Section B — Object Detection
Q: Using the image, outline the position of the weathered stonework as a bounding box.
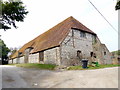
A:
[44,47,61,65]
[9,17,112,66]
[60,29,94,66]
[19,56,25,63]
[25,47,61,65]
[112,54,120,65]
[29,53,39,63]
[101,44,112,64]
[92,37,112,64]
[60,29,112,66]
[9,29,112,66]
[24,48,31,63]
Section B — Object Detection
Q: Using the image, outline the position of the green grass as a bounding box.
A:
[67,64,120,70]
[8,63,120,70]
[8,63,56,70]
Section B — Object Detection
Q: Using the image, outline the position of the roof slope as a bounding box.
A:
[9,51,18,59]
[11,16,96,58]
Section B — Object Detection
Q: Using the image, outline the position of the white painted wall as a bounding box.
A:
[8,60,13,64]
[19,56,25,63]
[13,58,17,64]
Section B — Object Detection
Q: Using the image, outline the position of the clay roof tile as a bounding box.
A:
[11,16,96,58]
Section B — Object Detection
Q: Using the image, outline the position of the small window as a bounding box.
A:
[94,53,96,58]
[80,31,86,38]
[104,52,106,55]
[92,35,97,44]
[77,50,81,57]
[90,52,93,57]
[18,52,22,55]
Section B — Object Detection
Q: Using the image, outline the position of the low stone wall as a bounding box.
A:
[19,56,25,63]
[29,53,39,63]
[101,44,112,64]
[92,38,112,65]
[112,58,118,64]
[44,47,61,65]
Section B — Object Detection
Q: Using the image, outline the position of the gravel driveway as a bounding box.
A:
[1,65,118,88]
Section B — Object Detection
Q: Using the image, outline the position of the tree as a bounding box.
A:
[9,47,18,57]
[10,47,18,54]
[0,0,28,30]
[115,1,120,10]
[0,39,10,64]
[112,50,120,55]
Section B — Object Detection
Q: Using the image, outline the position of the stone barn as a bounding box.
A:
[9,16,112,66]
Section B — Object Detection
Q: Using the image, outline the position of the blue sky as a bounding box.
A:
[0,0,118,51]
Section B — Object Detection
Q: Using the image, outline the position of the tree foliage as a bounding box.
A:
[0,1,28,30]
[112,50,120,55]
[115,1,120,10]
[0,39,10,64]
[9,47,18,57]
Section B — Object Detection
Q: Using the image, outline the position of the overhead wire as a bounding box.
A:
[88,0,119,35]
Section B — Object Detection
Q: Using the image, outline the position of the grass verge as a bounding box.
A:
[8,63,56,70]
[67,64,120,70]
[8,64,120,70]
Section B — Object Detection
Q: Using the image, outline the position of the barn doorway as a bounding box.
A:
[39,51,44,62]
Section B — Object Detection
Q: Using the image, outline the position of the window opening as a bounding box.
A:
[90,52,93,57]
[80,31,86,38]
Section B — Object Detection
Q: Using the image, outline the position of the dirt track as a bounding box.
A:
[2,65,118,88]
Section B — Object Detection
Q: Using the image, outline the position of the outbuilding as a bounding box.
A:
[9,16,112,66]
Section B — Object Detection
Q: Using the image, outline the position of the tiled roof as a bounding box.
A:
[9,51,18,59]
[10,16,96,59]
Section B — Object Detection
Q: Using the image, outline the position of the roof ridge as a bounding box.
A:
[33,16,75,42]
[11,16,96,58]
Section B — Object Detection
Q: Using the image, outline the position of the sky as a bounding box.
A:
[0,0,118,52]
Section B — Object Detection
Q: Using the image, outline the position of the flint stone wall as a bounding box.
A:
[29,53,39,63]
[44,47,61,65]
[60,29,94,66]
